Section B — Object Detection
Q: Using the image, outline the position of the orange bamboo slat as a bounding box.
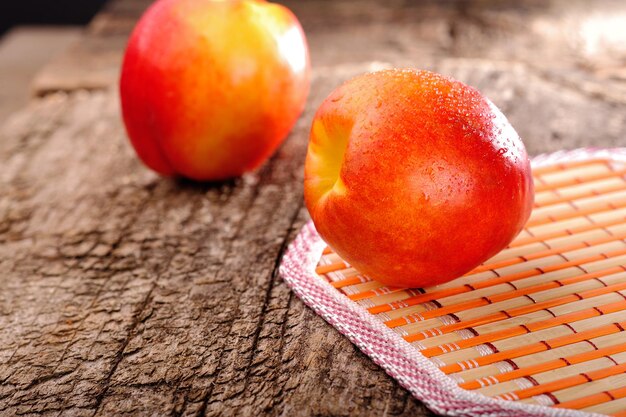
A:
[535,161,611,185]
[472,230,626,273]
[555,385,626,410]
[384,267,626,329]
[402,277,626,342]
[531,159,607,176]
[451,332,626,388]
[460,340,626,391]
[331,274,371,288]
[533,167,626,193]
[534,178,626,208]
[367,253,626,315]
[384,263,626,328]
[498,362,626,401]
[420,299,626,358]
[509,216,626,248]
[315,260,348,275]
[525,198,626,228]
[438,321,626,374]
[313,158,626,412]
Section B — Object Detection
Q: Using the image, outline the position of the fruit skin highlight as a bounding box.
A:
[304,69,534,288]
[120,0,310,181]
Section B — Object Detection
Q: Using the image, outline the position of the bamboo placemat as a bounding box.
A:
[314,155,626,415]
[281,149,626,417]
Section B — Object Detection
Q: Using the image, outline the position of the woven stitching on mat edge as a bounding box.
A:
[279,148,626,417]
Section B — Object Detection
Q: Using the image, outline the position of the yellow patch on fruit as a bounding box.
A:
[305,119,350,203]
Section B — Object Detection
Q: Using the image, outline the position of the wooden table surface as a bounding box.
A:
[1,1,625,416]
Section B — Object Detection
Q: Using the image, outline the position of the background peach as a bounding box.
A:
[120,0,310,181]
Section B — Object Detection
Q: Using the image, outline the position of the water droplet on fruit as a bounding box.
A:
[331,92,345,102]
[497,147,507,155]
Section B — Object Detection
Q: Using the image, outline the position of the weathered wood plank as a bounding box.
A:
[0,26,81,122]
[1,1,625,416]
[30,0,150,97]
[31,35,127,96]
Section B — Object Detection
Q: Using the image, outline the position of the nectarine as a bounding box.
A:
[120,0,310,180]
[305,69,534,288]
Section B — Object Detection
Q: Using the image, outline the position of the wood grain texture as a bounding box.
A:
[0,26,80,122]
[2,0,626,416]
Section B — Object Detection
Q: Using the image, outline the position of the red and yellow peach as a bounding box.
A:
[305,69,534,288]
[120,0,310,180]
